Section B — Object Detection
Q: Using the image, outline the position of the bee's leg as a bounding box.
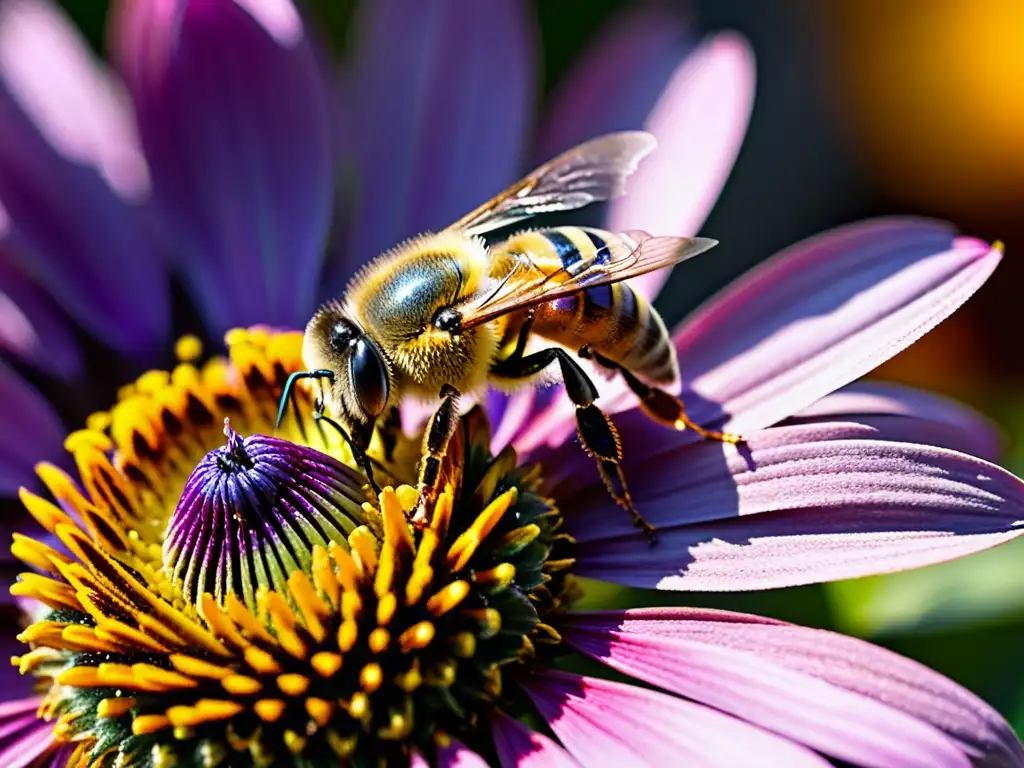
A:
[578,346,744,445]
[492,348,656,544]
[411,384,461,527]
[312,411,382,499]
[378,406,403,464]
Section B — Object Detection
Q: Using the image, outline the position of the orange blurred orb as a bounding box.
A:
[823,0,1024,214]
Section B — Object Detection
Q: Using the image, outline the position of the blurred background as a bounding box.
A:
[41,0,1024,736]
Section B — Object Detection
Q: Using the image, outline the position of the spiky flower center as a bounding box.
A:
[10,329,573,767]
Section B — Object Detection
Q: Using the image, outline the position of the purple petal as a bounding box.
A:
[0,0,167,355]
[339,0,534,285]
[0,256,80,377]
[564,608,1024,768]
[112,0,333,335]
[670,219,1001,437]
[512,220,1001,458]
[492,711,580,768]
[565,421,1024,590]
[560,610,974,768]
[525,670,830,766]
[437,738,490,768]
[0,362,64,495]
[0,697,52,768]
[790,380,1002,462]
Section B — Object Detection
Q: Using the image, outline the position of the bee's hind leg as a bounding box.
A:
[411,385,461,527]
[492,347,656,544]
[578,346,744,445]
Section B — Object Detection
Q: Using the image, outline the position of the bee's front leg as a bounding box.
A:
[411,384,461,527]
[311,410,382,500]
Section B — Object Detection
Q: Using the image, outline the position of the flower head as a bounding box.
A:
[7,327,1024,766]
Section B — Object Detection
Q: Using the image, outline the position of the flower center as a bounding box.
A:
[10,328,574,766]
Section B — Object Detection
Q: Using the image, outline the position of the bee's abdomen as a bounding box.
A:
[517,227,678,385]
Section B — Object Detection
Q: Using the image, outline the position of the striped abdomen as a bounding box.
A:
[491,227,678,384]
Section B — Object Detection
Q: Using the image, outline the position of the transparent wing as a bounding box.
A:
[459,232,718,329]
[445,132,656,237]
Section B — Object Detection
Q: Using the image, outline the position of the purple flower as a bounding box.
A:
[1,1,1023,767]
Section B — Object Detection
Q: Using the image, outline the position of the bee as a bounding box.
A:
[278,132,741,542]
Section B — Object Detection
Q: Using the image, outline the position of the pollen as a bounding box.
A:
[9,328,574,766]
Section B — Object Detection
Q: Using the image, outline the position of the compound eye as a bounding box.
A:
[433,307,462,333]
[349,337,389,418]
[329,322,355,353]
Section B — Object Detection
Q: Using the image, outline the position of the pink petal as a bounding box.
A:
[0,0,167,354]
[525,670,829,766]
[562,608,1024,768]
[410,751,429,768]
[606,32,755,300]
[339,0,534,287]
[671,218,1001,437]
[437,738,490,768]
[566,421,1024,590]
[492,711,581,768]
[790,380,1001,461]
[559,610,972,767]
[112,0,333,335]
[0,696,53,768]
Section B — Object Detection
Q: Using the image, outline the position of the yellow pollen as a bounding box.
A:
[348,692,370,720]
[337,620,359,653]
[368,628,390,654]
[277,673,310,697]
[170,654,232,681]
[426,580,470,616]
[97,697,136,718]
[447,488,518,570]
[254,699,286,723]
[360,663,383,693]
[306,698,334,727]
[310,651,343,678]
[376,593,398,626]
[993,240,1005,253]
[284,729,307,755]
[472,562,516,589]
[399,621,435,652]
[175,335,204,363]
[221,675,263,696]
[132,714,171,735]
[244,646,281,675]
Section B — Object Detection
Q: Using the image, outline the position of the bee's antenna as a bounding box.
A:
[275,370,335,432]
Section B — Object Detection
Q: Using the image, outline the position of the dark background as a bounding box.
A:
[56,0,1024,732]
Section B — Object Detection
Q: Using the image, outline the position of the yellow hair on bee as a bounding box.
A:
[345,231,498,401]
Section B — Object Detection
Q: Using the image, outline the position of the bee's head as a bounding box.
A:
[302,303,392,424]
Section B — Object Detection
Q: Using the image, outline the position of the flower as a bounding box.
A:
[0,0,752,494]
[5,322,1024,767]
[2,1,1024,766]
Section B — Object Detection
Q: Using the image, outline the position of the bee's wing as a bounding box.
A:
[459,231,718,330]
[445,132,656,237]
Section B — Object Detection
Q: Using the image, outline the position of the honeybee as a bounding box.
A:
[278,132,741,542]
